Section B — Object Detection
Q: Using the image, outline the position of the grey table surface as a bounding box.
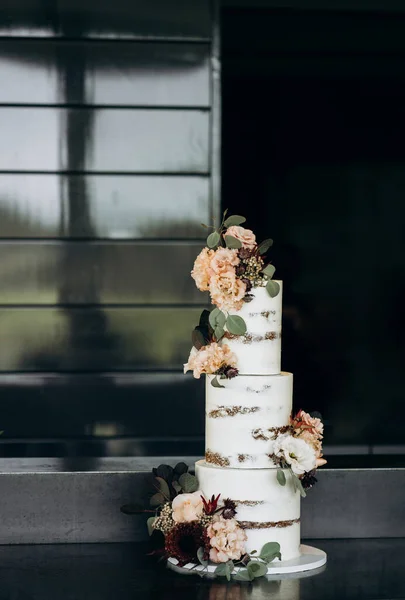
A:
[0,538,403,600]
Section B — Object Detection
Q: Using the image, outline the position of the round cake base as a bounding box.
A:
[168,544,327,577]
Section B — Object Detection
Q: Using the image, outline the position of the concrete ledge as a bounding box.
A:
[0,458,403,544]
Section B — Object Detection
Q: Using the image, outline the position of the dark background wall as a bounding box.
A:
[0,1,404,459]
[0,0,217,457]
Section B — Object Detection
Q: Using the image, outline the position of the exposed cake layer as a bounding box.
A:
[206,372,293,468]
[222,282,282,375]
[195,460,300,561]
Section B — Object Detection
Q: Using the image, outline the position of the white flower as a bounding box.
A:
[172,491,204,523]
[273,433,316,475]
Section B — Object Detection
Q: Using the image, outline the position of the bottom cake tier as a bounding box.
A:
[195,460,301,562]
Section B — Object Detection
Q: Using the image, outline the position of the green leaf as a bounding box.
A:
[266,279,280,298]
[147,517,156,536]
[192,328,205,350]
[260,542,282,563]
[224,215,246,227]
[214,563,228,576]
[247,561,268,578]
[207,231,220,248]
[290,471,307,498]
[209,308,226,330]
[226,314,247,336]
[172,481,182,494]
[174,462,188,478]
[234,569,253,581]
[211,375,225,388]
[222,208,229,219]
[262,264,276,279]
[250,550,257,555]
[224,235,242,249]
[154,477,170,499]
[153,464,174,481]
[178,472,199,493]
[200,223,208,228]
[258,238,273,254]
[197,547,208,567]
[277,468,286,486]
[149,493,165,507]
[214,326,225,341]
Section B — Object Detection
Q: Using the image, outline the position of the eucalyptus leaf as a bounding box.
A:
[147,517,156,536]
[211,375,225,388]
[277,468,286,486]
[295,475,307,498]
[209,308,226,330]
[224,235,242,249]
[258,238,273,254]
[262,264,276,279]
[224,215,246,227]
[153,464,174,482]
[214,563,228,576]
[260,542,281,563]
[234,569,253,581]
[150,493,165,507]
[174,462,188,477]
[247,561,268,578]
[226,314,247,336]
[154,477,170,499]
[222,208,229,219]
[192,328,205,350]
[172,481,182,494]
[197,547,208,567]
[178,472,199,493]
[250,550,257,555]
[266,279,280,298]
[214,326,225,341]
[207,231,220,248]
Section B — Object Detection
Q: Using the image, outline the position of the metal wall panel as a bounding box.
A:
[0,0,211,40]
[0,373,204,438]
[0,41,210,107]
[0,108,209,173]
[0,242,205,304]
[0,307,202,371]
[0,174,209,239]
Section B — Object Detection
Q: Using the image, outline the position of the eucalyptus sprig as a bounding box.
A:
[212,542,282,581]
[202,210,247,250]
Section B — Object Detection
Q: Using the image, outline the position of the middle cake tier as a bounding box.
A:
[205,372,293,469]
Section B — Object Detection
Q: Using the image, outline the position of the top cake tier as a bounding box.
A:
[222,281,282,375]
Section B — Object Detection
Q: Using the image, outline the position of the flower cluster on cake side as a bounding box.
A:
[184,211,279,385]
[121,463,281,581]
[270,409,327,495]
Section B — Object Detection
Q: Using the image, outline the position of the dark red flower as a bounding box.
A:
[238,248,252,260]
[201,493,221,515]
[164,522,206,566]
[221,498,237,519]
[223,366,239,379]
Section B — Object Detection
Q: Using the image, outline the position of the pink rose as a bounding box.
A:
[172,491,204,523]
[207,516,247,563]
[225,226,256,250]
[183,343,237,379]
[210,248,239,275]
[209,273,246,312]
[191,248,214,292]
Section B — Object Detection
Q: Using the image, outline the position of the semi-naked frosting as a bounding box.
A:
[196,460,301,561]
[205,372,293,468]
[222,282,282,375]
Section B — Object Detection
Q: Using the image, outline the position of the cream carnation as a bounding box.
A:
[210,247,239,275]
[207,516,247,563]
[294,409,324,438]
[183,342,237,379]
[172,491,204,523]
[273,433,317,475]
[225,226,256,250]
[209,273,246,312]
[191,248,214,291]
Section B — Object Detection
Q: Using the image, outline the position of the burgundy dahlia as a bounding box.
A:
[164,522,206,566]
[223,366,239,379]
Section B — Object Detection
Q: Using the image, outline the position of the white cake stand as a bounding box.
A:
[168,544,327,577]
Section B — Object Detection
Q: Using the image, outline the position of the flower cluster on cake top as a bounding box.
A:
[121,463,281,581]
[185,211,279,386]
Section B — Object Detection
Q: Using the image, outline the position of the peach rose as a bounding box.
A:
[207,516,247,563]
[225,226,256,250]
[191,248,214,291]
[210,248,239,275]
[183,342,237,379]
[172,491,204,523]
[209,273,246,312]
